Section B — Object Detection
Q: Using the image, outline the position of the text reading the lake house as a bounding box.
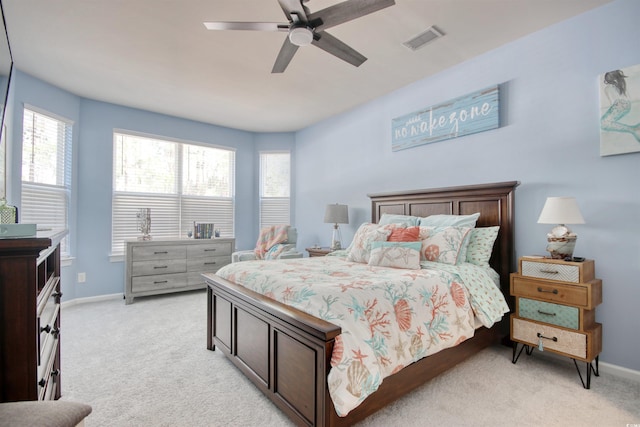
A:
[391,85,500,151]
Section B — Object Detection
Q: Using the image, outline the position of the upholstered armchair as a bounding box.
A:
[232,225,303,262]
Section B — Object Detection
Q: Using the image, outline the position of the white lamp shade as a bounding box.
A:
[537,197,585,225]
[324,204,349,224]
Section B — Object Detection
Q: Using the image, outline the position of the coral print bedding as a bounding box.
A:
[216,256,508,416]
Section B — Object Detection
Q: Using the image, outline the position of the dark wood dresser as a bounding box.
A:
[0,229,67,402]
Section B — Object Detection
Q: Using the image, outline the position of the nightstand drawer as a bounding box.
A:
[511,275,602,309]
[511,317,602,362]
[518,298,578,329]
[520,257,594,283]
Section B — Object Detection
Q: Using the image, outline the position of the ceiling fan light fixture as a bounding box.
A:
[289,26,313,46]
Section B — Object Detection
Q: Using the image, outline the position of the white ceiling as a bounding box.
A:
[3,0,612,133]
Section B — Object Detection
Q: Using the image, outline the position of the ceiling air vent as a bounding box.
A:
[403,26,445,51]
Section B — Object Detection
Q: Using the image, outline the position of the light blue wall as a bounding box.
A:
[5,0,638,372]
[6,70,294,301]
[294,0,640,371]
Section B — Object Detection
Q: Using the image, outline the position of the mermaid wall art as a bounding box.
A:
[599,63,640,156]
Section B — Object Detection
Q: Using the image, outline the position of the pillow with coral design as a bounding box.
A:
[346,223,394,264]
[418,226,472,265]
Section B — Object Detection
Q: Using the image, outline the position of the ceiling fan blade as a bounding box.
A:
[204,22,288,32]
[272,38,300,73]
[312,31,367,67]
[277,0,308,22]
[308,0,395,31]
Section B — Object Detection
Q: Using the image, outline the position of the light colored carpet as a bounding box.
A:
[61,290,640,427]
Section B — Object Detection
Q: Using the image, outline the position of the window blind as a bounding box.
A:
[112,132,235,255]
[259,152,290,228]
[21,107,73,255]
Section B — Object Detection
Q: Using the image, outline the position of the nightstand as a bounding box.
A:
[510,256,602,388]
[306,247,333,257]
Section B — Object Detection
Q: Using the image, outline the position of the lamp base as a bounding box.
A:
[546,235,577,259]
[331,225,342,251]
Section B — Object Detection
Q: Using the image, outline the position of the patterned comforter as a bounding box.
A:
[215,256,509,417]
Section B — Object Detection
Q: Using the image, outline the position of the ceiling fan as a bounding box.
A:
[204,0,396,73]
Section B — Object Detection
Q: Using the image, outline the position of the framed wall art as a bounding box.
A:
[599,63,640,156]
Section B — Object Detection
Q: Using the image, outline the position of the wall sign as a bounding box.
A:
[391,85,500,151]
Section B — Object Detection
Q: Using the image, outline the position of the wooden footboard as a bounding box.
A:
[206,274,340,426]
[205,181,518,426]
[206,273,501,427]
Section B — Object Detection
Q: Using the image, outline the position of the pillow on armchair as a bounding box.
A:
[232,226,302,262]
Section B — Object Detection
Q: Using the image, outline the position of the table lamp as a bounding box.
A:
[324,204,349,250]
[537,196,585,259]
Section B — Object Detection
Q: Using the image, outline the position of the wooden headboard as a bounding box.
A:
[368,181,519,294]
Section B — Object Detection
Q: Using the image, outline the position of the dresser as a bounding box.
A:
[125,238,234,304]
[510,256,602,388]
[0,229,67,402]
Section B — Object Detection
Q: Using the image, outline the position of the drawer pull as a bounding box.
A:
[536,332,558,352]
[38,378,46,387]
[539,269,559,274]
[204,262,217,265]
[154,266,168,269]
[537,310,556,317]
[51,369,60,378]
[154,251,168,254]
[51,327,60,338]
[154,280,168,284]
[41,324,52,333]
[205,249,217,252]
[537,287,558,294]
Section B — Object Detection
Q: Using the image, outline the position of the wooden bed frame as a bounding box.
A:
[205,181,518,427]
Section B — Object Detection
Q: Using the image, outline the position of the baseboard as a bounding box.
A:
[599,361,640,383]
[527,347,640,383]
[61,293,122,308]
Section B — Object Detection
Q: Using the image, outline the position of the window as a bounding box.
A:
[259,151,290,228]
[21,107,73,255]
[112,132,235,255]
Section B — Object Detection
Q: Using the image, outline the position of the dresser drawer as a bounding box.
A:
[187,241,233,257]
[37,333,59,400]
[511,317,601,362]
[132,259,187,276]
[520,257,594,283]
[132,273,188,293]
[518,298,578,329]
[132,244,186,261]
[510,275,602,309]
[187,255,231,273]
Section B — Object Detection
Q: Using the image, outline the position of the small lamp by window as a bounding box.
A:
[537,197,585,259]
[324,204,349,251]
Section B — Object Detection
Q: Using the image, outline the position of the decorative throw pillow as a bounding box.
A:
[379,213,421,227]
[387,226,420,242]
[465,226,500,266]
[418,226,472,265]
[368,241,422,270]
[419,213,480,263]
[346,223,394,264]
